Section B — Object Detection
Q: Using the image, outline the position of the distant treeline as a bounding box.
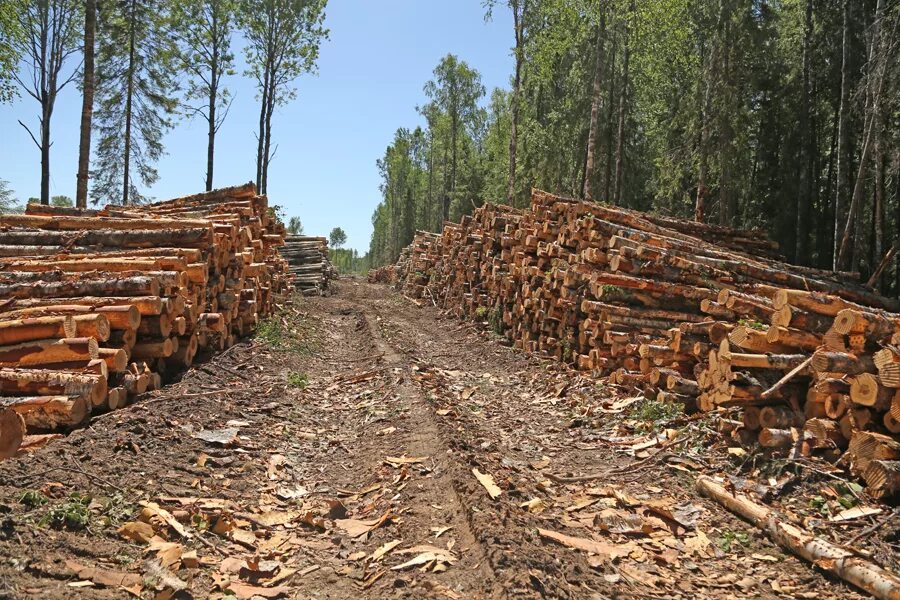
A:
[367,0,900,296]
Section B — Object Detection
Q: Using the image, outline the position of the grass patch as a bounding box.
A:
[19,490,48,509]
[255,302,319,355]
[287,371,309,389]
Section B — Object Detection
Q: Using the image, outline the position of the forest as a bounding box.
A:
[366,0,900,297]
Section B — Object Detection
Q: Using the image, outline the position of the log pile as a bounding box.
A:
[280,235,335,295]
[391,188,900,498]
[0,183,291,459]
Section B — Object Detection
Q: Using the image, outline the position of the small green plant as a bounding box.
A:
[718,529,750,552]
[41,493,91,530]
[256,318,285,347]
[474,306,490,320]
[19,490,48,509]
[738,318,766,331]
[632,398,684,432]
[97,493,132,526]
[287,371,309,389]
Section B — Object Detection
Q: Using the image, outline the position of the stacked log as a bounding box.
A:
[0,182,291,458]
[390,188,900,496]
[280,235,335,295]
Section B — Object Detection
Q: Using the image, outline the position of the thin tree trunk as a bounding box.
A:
[695,1,724,223]
[794,0,813,263]
[449,111,458,221]
[205,20,218,192]
[837,0,887,270]
[121,6,137,205]
[583,14,605,202]
[832,0,851,269]
[76,0,96,208]
[602,31,618,204]
[612,1,632,207]
[40,104,50,205]
[507,0,523,204]
[255,64,269,191]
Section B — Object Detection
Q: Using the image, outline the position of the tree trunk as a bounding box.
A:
[602,31,618,204]
[76,0,96,208]
[40,104,51,206]
[794,0,813,264]
[612,1,633,207]
[582,15,605,202]
[206,30,218,192]
[121,3,137,205]
[837,0,886,270]
[832,0,851,270]
[507,0,523,204]
[695,1,724,223]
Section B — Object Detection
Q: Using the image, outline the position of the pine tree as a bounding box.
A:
[92,0,178,204]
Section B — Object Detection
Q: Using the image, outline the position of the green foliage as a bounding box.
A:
[328,227,347,248]
[51,195,73,207]
[0,179,17,211]
[0,0,25,103]
[632,397,684,432]
[717,529,751,553]
[367,1,900,294]
[286,371,308,388]
[40,493,92,530]
[287,216,303,234]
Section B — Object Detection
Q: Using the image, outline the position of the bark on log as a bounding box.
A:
[0,395,90,429]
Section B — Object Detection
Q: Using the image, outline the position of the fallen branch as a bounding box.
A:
[696,475,900,600]
[760,356,812,400]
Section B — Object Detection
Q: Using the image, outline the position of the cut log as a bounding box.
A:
[0,315,75,345]
[0,395,90,429]
[862,460,900,499]
[0,408,25,458]
[0,337,98,367]
[0,369,106,407]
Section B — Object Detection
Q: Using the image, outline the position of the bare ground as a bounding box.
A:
[0,278,896,599]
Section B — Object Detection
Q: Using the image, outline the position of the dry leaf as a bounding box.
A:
[267,454,286,480]
[521,498,546,513]
[64,560,142,589]
[537,528,633,561]
[472,468,502,499]
[226,581,291,599]
[118,521,155,544]
[138,502,192,539]
[829,506,882,522]
[335,510,392,538]
[371,539,402,561]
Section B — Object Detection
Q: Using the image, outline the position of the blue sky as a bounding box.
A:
[0,0,514,252]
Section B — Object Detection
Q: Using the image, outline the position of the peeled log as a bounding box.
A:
[0,337,99,367]
[0,395,90,429]
[0,315,75,345]
[0,304,140,330]
[0,409,25,458]
[131,338,173,359]
[97,348,129,372]
[72,313,111,342]
[697,475,900,600]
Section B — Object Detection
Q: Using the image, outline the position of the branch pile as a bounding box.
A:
[393,189,900,499]
[280,235,335,295]
[0,183,291,459]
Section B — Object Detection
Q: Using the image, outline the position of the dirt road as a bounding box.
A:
[0,279,885,598]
